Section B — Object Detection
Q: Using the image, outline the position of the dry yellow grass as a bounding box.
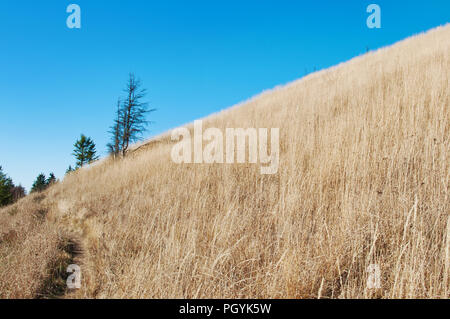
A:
[1,24,449,299]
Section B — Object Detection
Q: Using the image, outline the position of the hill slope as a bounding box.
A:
[1,25,449,298]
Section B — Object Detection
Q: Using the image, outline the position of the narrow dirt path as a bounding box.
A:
[35,236,84,299]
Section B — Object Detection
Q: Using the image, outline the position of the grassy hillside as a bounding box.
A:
[1,24,449,299]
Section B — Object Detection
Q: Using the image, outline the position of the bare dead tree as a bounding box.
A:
[120,73,155,157]
[11,185,26,202]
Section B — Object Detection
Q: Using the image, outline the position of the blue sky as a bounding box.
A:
[0,0,448,191]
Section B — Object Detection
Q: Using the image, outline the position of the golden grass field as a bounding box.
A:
[0,24,449,299]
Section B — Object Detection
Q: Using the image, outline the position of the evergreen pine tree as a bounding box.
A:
[47,173,56,185]
[107,98,123,158]
[31,173,47,193]
[66,165,75,175]
[72,134,99,168]
[0,166,14,207]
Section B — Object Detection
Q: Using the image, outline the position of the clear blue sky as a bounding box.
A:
[0,0,448,191]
